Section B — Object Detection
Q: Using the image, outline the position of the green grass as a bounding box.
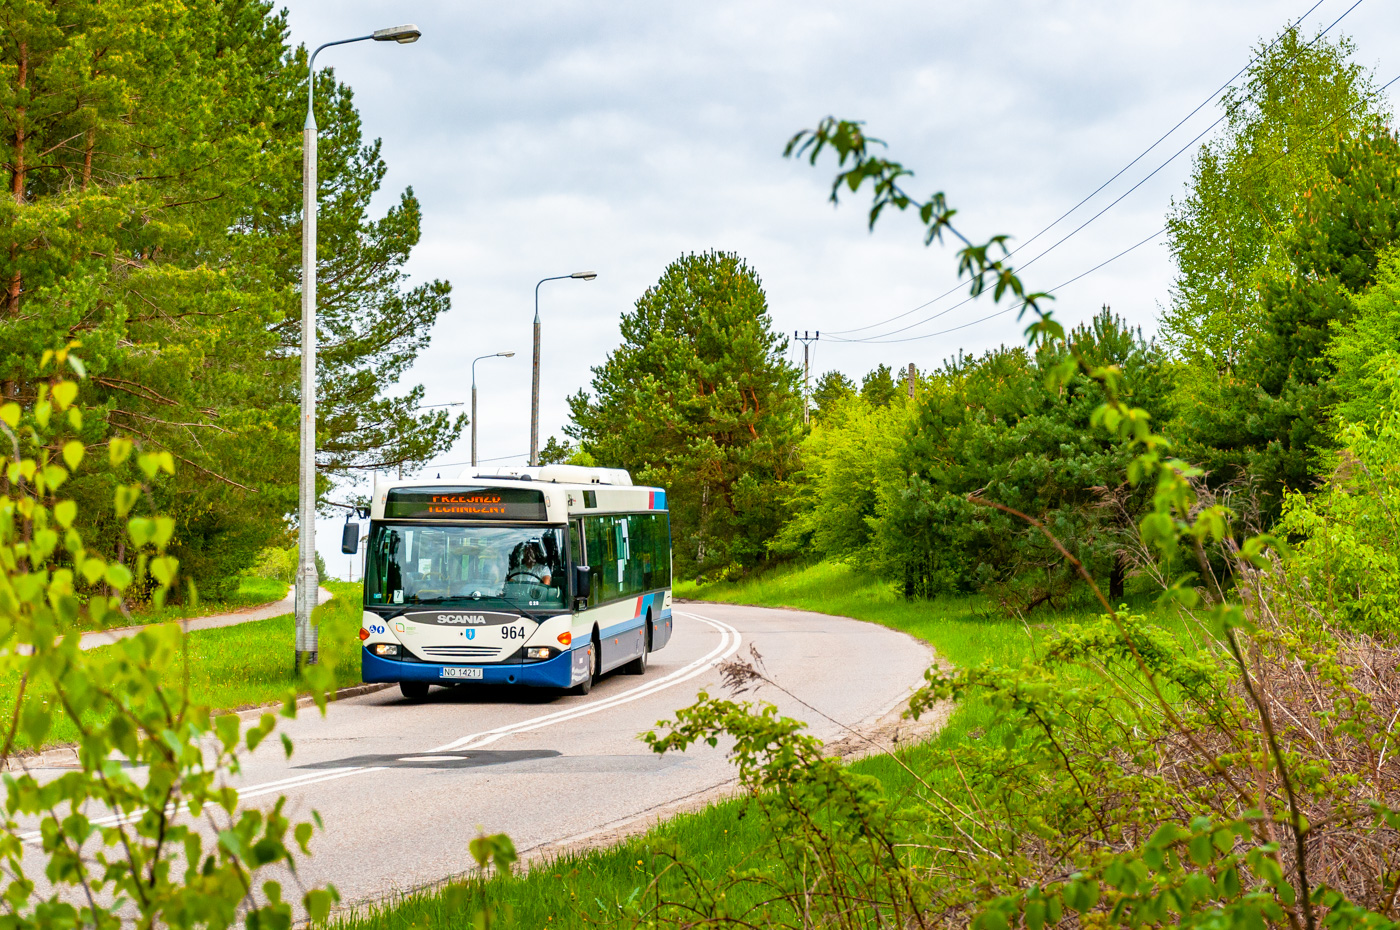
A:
[8,580,366,751]
[336,562,1163,930]
[677,560,1099,668]
[89,575,291,632]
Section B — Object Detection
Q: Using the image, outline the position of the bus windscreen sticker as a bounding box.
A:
[384,487,548,521]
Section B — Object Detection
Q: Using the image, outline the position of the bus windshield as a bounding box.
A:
[365,524,568,610]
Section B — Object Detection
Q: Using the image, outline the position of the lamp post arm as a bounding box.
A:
[305,35,373,129]
[534,275,570,322]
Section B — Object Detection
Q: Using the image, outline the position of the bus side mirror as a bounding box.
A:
[341,520,360,555]
[573,564,592,600]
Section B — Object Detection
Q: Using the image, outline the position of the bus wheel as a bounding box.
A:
[623,619,650,675]
[400,681,429,701]
[571,639,598,696]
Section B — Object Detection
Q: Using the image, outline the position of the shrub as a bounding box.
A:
[0,355,340,928]
[251,544,298,583]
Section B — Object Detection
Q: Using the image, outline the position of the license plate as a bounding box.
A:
[440,667,483,680]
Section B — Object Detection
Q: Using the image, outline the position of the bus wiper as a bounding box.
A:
[490,590,546,624]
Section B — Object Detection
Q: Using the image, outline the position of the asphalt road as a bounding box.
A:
[23,602,937,915]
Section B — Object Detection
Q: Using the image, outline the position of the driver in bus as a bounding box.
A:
[515,542,552,586]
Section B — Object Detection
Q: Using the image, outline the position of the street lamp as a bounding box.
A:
[296,23,421,671]
[472,352,515,470]
[530,271,596,466]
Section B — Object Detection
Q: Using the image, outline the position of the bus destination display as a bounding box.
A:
[384,487,548,521]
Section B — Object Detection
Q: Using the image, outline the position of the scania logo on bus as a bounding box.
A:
[406,610,517,627]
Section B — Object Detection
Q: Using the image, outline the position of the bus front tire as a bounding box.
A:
[570,640,598,696]
[400,681,430,701]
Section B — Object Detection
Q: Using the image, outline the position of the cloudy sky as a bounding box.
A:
[283,0,1399,573]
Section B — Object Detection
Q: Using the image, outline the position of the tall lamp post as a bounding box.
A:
[297,23,421,671]
[530,271,596,466]
[472,351,515,470]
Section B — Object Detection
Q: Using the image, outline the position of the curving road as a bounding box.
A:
[25,603,937,914]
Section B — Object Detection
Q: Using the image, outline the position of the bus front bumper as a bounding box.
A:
[362,646,579,689]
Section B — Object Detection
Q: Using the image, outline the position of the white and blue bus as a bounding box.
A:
[347,464,674,700]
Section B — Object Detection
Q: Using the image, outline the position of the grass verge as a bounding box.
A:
[85,575,292,632]
[8,580,366,751]
[334,562,1164,930]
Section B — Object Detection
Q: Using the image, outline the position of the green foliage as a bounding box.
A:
[642,696,927,928]
[717,106,1400,929]
[252,545,299,585]
[809,369,855,421]
[0,357,338,927]
[1278,360,1400,636]
[1163,28,1400,519]
[773,380,917,565]
[1162,28,1382,375]
[629,594,1400,929]
[782,310,1169,607]
[539,435,593,466]
[860,363,900,406]
[1327,248,1400,427]
[566,251,803,579]
[1214,125,1400,520]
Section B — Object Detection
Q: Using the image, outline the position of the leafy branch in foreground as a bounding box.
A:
[0,350,339,930]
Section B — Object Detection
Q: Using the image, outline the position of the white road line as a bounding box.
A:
[431,612,740,752]
[434,624,738,751]
[20,611,742,845]
[17,766,388,843]
[236,766,387,800]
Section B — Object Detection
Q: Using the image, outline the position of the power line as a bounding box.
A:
[826,0,1359,339]
[419,451,530,471]
[853,227,1167,345]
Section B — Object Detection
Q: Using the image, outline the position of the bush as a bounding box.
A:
[249,545,330,585]
[1278,361,1400,637]
[251,544,297,583]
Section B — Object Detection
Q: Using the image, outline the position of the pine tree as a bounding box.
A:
[0,0,464,596]
[566,251,802,579]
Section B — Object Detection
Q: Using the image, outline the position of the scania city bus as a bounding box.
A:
[345,464,673,700]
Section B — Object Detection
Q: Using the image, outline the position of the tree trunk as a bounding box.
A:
[7,39,28,318]
[1109,550,1126,602]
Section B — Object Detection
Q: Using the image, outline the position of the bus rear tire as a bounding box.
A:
[570,639,598,696]
[400,681,430,701]
[622,621,650,675]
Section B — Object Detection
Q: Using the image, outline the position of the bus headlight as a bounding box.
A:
[525,647,554,660]
[370,643,400,658]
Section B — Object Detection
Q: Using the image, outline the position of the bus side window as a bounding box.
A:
[615,518,629,586]
[584,516,608,605]
[655,513,671,589]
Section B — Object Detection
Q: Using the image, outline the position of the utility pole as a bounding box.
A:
[795,331,819,424]
[907,362,916,400]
